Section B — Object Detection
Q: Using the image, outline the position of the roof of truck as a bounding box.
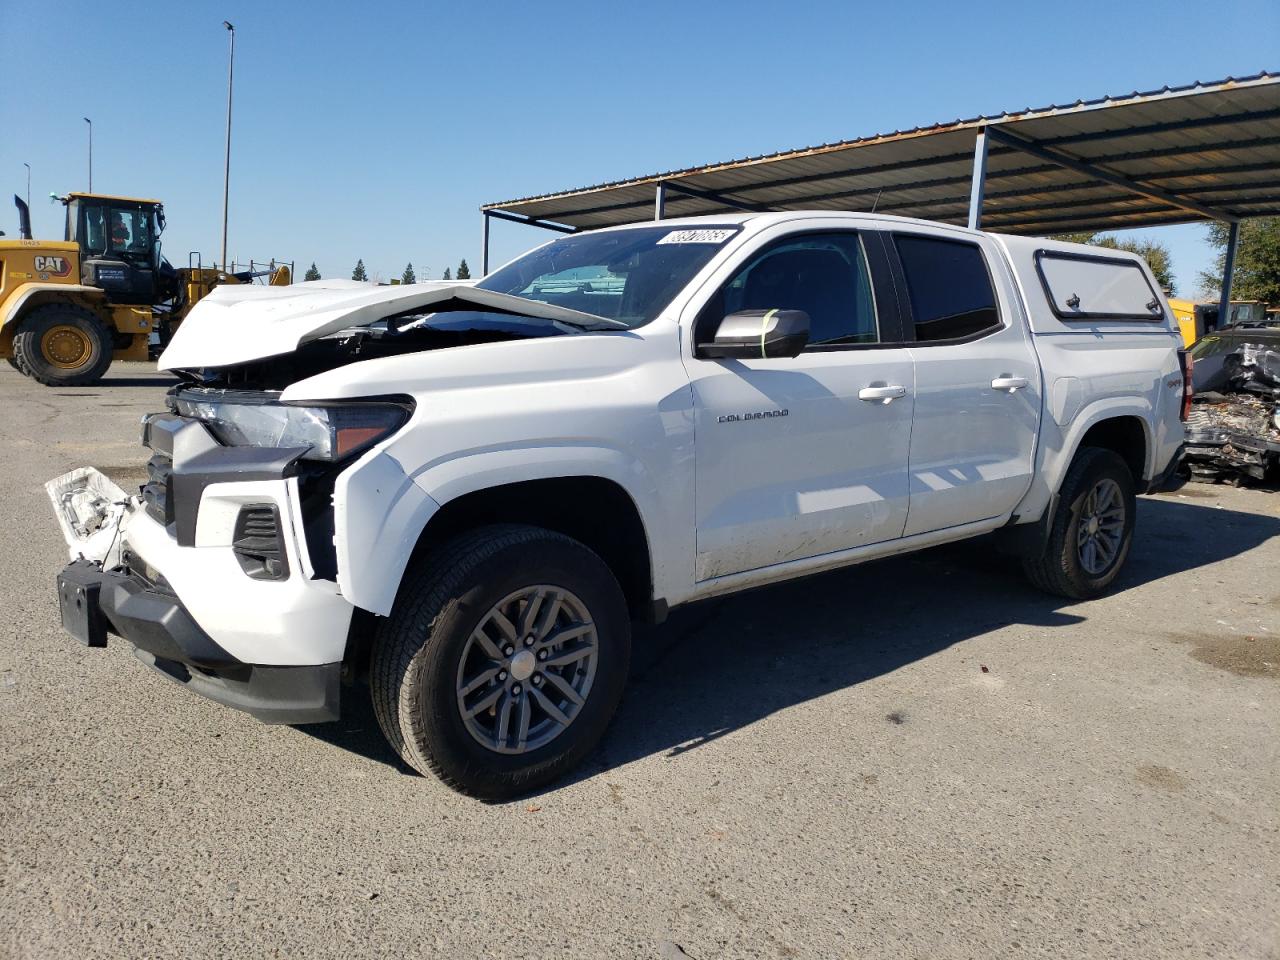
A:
[483,71,1280,236]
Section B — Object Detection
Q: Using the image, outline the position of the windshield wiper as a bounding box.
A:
[546,314,630,332]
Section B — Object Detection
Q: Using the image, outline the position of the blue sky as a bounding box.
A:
[3,1,1277,294]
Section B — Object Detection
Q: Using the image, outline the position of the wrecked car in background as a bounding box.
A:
[1185,327,1280,483]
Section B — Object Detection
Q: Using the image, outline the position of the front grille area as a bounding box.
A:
[232,505,289,581]
[140,411,181,528]
[138,406,297,578]
[142,452,173,526]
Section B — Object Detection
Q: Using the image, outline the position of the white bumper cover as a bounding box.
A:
[47,468,355,667]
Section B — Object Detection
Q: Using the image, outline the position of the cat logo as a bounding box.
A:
[33,255,73,278]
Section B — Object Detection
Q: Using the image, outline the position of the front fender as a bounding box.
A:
[0,282,104,330]
[332,444,677,617]
[332,452,440,616]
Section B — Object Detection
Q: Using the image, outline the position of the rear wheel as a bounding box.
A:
[371,524,631,799]
[13,303,113,386]
[1022,447,1136,599]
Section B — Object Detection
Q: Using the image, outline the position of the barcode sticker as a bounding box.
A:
[656,229,736,245]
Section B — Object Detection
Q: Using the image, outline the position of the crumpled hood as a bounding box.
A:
[158,279,612,370]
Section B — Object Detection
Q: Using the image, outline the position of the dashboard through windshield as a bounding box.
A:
[477,225,741,328]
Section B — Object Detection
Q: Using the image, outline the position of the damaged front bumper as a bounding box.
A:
[46,465,350,724]
[55,558,339,723]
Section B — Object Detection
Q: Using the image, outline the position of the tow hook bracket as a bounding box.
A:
[57,560,109,648]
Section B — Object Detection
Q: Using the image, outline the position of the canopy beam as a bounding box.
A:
[984,125,1238,225]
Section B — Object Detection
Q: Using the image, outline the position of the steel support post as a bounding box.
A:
[1217,220,1241,325]
[967,128,988,229]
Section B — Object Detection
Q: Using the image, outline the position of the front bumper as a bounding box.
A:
[48,453,355,725]
[57,558,340,724]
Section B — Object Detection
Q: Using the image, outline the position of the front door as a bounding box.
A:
[686,229,915,582]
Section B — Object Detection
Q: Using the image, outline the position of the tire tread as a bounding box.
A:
[370,524,626,797]
[1022,446,1135,600]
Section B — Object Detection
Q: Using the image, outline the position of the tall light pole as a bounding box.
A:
[220,20,235,271]
[83,117,92,191]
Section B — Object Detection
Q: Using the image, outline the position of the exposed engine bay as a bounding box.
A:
[175,310,565,390]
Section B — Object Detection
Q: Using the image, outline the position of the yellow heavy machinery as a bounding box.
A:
[1,192,290,386]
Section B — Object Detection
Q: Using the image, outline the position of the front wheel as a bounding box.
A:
[1022,447,1136,599]
[371,524,631,799]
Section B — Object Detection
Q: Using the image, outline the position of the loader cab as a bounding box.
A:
[64,193,167,304]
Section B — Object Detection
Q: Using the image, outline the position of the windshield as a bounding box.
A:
[477,224,741,328]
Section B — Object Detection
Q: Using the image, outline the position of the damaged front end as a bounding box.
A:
[46,467,134,570]
[1185,331,1280,484]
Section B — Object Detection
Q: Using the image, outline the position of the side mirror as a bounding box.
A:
[699,309,810,359]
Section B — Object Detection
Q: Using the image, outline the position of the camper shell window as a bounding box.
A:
[1034,250,1165,322]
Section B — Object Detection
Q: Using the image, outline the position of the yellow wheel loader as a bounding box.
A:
[1,193,290,386]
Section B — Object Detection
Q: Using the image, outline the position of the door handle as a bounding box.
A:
[991,376,1029,392]
[858,384,907,403]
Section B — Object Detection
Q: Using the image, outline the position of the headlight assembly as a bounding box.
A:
[174,391,411,461]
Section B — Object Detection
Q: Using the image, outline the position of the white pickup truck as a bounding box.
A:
[48,212,1188,798]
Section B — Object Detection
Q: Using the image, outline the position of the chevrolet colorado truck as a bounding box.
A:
[47,212,1188,798]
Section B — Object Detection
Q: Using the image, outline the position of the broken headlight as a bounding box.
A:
[174,393,411,461]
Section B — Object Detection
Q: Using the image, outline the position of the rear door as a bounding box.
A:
[887,231,1041,537]
[685,226,915,581]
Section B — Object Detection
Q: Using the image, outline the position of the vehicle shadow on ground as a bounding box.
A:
[294,495,1280,790]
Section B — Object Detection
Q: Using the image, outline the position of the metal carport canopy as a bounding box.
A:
[481,71,1280,240]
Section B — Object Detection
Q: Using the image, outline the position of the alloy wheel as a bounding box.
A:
[1076,478,1125,576]
[454,585,599,755]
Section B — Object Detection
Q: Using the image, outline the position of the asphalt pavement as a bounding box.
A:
[1,363,1277,959]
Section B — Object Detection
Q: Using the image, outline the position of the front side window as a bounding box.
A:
[478,224,740,328]
[895,234,1000,342]
[701,232,878,346]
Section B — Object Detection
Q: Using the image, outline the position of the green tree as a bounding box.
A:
[401,262,416,285]
[1052,232,1176,294]
[442,266,452,281]
[1197,218,1280,305]
[352,259,368,282]
[456,259,471,280]
[303,262,320,281]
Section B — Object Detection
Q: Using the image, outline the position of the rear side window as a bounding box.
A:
[894,235,1000,342]
[1035,251,1163,321]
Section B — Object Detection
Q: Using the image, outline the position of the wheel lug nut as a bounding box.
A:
[512,684,522,696]
[532,675,542,686]
[503,646,514,656]
[525,635,535,646]
[497,671,507,681]
[537,649,548,660]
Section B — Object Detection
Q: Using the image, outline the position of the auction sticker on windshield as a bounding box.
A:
[656,229,736,245]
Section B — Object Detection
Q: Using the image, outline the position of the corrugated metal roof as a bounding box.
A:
[483,72,1280,235]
